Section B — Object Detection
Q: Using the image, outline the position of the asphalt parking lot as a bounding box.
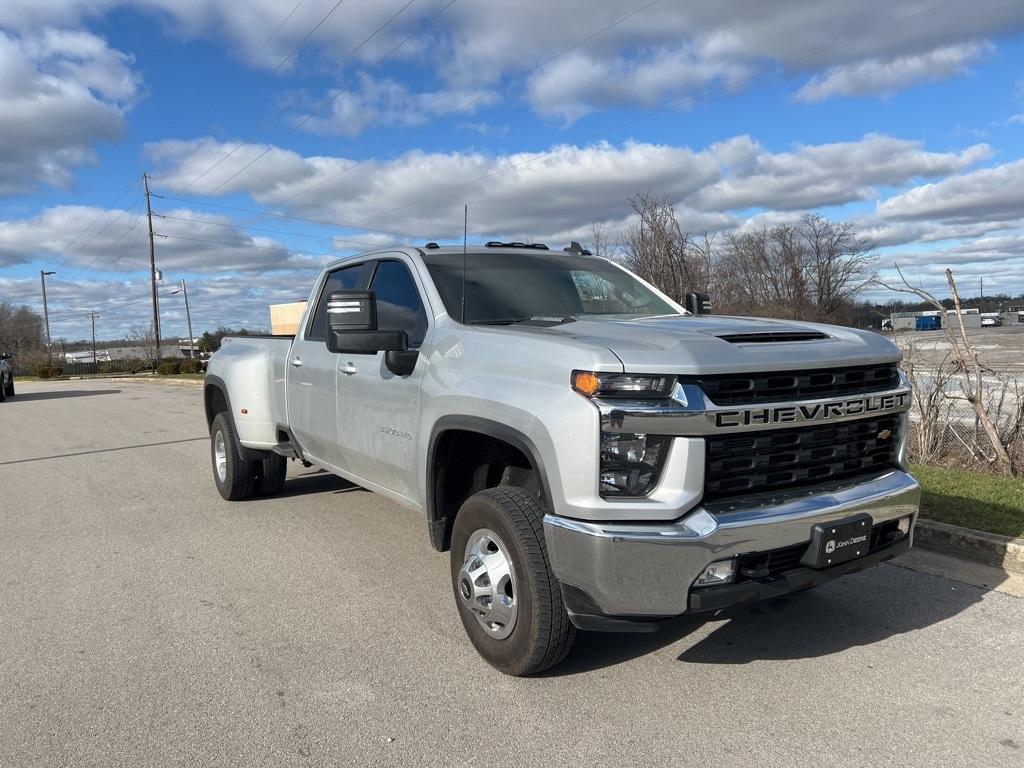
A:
[1,380,1022,768]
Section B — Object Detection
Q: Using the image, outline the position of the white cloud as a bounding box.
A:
[795,42,991,102]
[0,205,326,274]
[0,28,140,195]
[145,132,994,247]
[877,158,1024,223]
[147,137,724,239]
[696,134,990,211]
[526,43,748,123]
[1,0,1020,129]
[299,76,496,138]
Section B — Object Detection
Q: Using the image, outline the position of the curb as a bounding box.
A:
[109,377,205,387]
[915,519,1024,575]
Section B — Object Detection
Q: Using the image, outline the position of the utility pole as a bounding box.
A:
[171,280,195,358]
[40,270,56,363]
[143,172,161,363]
[180,280,194,359]
[89,312,99,365]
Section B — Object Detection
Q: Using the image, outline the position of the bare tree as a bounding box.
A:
[619,196,873,320]
[0,301,45,356]
[876,267,1015,476]
[799,213,876,318]
[127,324,159,371]
[589,222,611,260]
[716,223,809,317]
[621,193,712,302]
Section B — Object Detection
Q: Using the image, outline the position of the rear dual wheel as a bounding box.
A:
[210,412,287,500]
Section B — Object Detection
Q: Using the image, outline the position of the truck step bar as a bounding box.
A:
[270,442,301,459]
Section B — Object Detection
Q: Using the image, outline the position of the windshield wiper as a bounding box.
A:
[469,316,576,326]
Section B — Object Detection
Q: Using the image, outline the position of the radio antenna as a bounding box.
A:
[461,203,468,323]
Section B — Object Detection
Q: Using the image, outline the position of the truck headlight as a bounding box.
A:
[599,432,670,497]
[572,370,675,399]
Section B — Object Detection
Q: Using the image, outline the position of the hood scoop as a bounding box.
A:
[715,331,829,344]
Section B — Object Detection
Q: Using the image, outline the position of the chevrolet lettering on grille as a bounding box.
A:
[714,392,910,428]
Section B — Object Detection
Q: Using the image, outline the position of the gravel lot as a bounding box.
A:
[894,323,1024,371]
[1,379,1022,768]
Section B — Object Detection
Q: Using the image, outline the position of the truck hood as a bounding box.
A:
[504,314,900,374]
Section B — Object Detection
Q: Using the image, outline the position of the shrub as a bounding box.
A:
[158,360,182,375]
[179,359,199,374]
[35,365,63,379]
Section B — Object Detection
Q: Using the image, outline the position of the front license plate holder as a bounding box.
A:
[800,513,873,569]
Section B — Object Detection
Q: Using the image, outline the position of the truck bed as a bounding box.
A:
[210,335,295,449]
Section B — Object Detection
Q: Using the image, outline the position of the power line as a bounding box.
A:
[46,291,182,321]
[282,0,662,204]
[180,0,422,191]
[206,0,451,195]
[248,0,309,64]
[57,185,145,286]
[40,185,135,273]
[151,193,423,239]
[155,212,388,248]
[271,0,350,75]
[155,232,326,254]
[351,0,956,227]
[152,0,348,187]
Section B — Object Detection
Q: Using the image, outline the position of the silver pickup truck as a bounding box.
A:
[204,241,919,675]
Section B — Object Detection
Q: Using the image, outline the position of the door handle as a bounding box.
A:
[290,357,303,367]
[340,362,358,375]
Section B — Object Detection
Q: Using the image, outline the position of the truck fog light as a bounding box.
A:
[897,516,912,536]
[695,559,736,587]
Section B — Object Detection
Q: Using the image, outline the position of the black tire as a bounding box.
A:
[450,486,575,676]
[210,412,258,501]
[255,453,287,496]
[3,376,12,397]
[0,378,6,402]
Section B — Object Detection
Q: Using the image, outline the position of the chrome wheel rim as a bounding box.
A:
[458,528,518,640]
[214,430,227,484]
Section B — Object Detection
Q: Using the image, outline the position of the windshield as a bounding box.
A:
[422,251,679,323]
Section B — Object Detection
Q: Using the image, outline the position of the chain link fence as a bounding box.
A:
[902,359,1024,472]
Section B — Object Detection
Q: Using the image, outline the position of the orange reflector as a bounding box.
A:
[571,371,600,397]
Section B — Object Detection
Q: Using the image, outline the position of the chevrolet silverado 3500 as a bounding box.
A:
[204,241,919,675]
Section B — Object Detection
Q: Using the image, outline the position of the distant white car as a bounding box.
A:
[981,317,1001,327]
[0,353,14,401]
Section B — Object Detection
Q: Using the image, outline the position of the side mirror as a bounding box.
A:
[326,290,409,357]
[685,292,712,315]
[0,353,11,360]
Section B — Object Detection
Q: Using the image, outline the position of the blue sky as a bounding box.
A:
[2,0,1024,341]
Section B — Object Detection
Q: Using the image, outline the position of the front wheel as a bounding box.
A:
[450,487,575,676]
[3,376,12,397]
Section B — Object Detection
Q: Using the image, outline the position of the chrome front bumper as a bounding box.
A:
[543,470,920,619]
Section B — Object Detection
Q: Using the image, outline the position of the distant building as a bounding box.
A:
[889,307,985,330]
[63,345,185,363]
[889,310,942,331]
